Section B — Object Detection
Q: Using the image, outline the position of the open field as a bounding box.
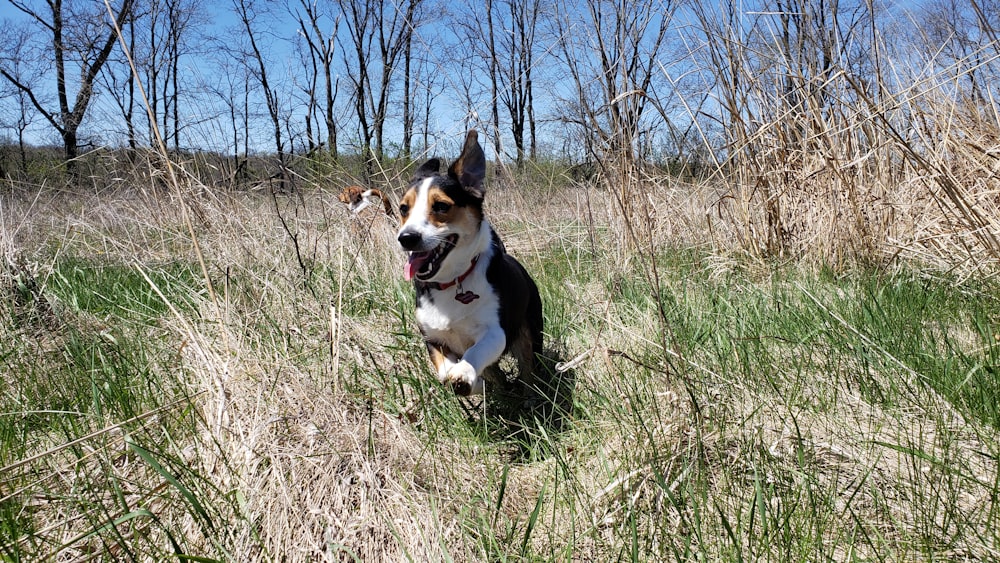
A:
[2,165,999,561]
[5,0,1000,559]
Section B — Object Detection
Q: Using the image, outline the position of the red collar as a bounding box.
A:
[426,255,479,290]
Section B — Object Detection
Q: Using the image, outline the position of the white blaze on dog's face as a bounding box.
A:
[397,132,488,283]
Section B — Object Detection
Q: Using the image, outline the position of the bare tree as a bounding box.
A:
[0,88,39,178]
[413,50,443,155]
[0,21,42,176]
[456,0,515,162]
[458,0,544,166]
[145,0,197,150]
[920,0,1000,105]
[202,56,253,187]
[401,17,414,158]
[554,0,677,174]
[232,0,288,173]
[340,0,424,170]
[292,0,340,158]
[486,0,501,154]
[296,26,322,154]
[498,0,543,165]
[0,0,135,176]
[97,14,138,151]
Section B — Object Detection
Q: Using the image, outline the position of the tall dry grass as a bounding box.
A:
[569,2,1000,275]
[4,169,999,559]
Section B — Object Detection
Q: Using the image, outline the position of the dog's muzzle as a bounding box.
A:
[399,230,459,281]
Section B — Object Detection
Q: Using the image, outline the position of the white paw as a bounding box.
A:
[445,361,484,396]
[436,357,457,384]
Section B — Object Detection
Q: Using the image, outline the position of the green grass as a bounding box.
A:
[515,247,1000,560]
[588,253,1000,428]
[1,254,237,561]
[2,191,998,561]
[3,257,200,433]
[47,257,200,319]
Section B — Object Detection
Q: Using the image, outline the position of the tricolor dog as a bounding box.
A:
[397,130,543,397]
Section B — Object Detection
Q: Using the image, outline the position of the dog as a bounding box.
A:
[339,185,398,249]
[397,130,543,397]
[338,185,394,217]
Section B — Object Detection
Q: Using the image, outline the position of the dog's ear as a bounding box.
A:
[448,130,486,199]
[412,158,440,181]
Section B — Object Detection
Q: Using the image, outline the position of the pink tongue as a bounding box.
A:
[404,252,429,281]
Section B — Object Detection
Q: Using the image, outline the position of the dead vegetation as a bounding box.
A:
[2,153,999,558]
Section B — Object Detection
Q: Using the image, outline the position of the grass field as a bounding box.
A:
[1,171,998,561]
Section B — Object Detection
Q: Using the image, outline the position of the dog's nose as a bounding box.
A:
[398,230,421,250]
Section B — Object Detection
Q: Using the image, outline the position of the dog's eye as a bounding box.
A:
[399,204,410,216]
[432,202,451,214]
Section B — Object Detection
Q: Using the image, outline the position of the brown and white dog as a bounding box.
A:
[339,185,398,249]
[397,130,543,397]
[338,185,394,217]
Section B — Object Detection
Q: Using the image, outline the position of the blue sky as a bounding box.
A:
[0,0,955,161]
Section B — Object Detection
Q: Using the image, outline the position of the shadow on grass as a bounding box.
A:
[457,346,577,461]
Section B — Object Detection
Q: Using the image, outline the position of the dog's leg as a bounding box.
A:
[425,341,459,384]
[446,326,506,396]
[511,324,538,382]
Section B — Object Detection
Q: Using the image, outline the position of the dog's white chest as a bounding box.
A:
[416,280,500,354]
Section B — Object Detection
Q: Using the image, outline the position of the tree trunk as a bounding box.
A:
[402,28,413,158]
[486,0,501,158]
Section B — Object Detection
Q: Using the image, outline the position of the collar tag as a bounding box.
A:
[455,278,480,304]
[455,290,480,304]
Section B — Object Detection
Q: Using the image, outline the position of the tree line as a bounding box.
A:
[0,0,998,183]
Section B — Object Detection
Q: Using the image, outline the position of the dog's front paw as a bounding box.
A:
[445,361,484,396]
[436,357,457,384]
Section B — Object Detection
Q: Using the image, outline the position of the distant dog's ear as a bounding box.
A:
[448,130,486,199]
[413,158,440,181]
